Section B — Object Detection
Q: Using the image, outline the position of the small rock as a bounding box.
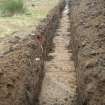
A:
[30,33,35,36]
[35,58,40,61]
[82,40,88,47]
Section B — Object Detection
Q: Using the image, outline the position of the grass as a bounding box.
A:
[0,0,26,16]
[0,0,60,38]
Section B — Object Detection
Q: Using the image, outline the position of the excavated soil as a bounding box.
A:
[0,0,105,105]
[69,0,105,105]
[39,5,77,105]
[0,1,65,105]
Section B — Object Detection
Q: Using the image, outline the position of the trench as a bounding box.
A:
[1,0,105,105]
[39,4,77,105]
[0,1,78,105]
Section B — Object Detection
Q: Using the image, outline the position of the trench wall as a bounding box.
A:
[0,1,65,105]
[69,0,105,105]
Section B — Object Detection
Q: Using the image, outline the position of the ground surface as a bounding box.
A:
[0,1,65,105]
[0,0,59,38]
[0,0,105,105]
[39,5,77,105]
[70,0,105,104]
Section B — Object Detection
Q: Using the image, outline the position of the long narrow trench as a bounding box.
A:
[39,5,77,105]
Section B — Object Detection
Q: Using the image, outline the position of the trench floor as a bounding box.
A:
[39,5,77,105]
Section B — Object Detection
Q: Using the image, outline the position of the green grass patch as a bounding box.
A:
[0,0,26,16]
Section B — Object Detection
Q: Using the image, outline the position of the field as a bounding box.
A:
[0,0,59,38]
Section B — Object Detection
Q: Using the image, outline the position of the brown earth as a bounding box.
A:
[0,1,65,105]
[0,0,105,105]
[69,0,105,105]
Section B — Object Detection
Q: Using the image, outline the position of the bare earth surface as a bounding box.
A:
[39,5,77,105]
[70,0,105,104]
